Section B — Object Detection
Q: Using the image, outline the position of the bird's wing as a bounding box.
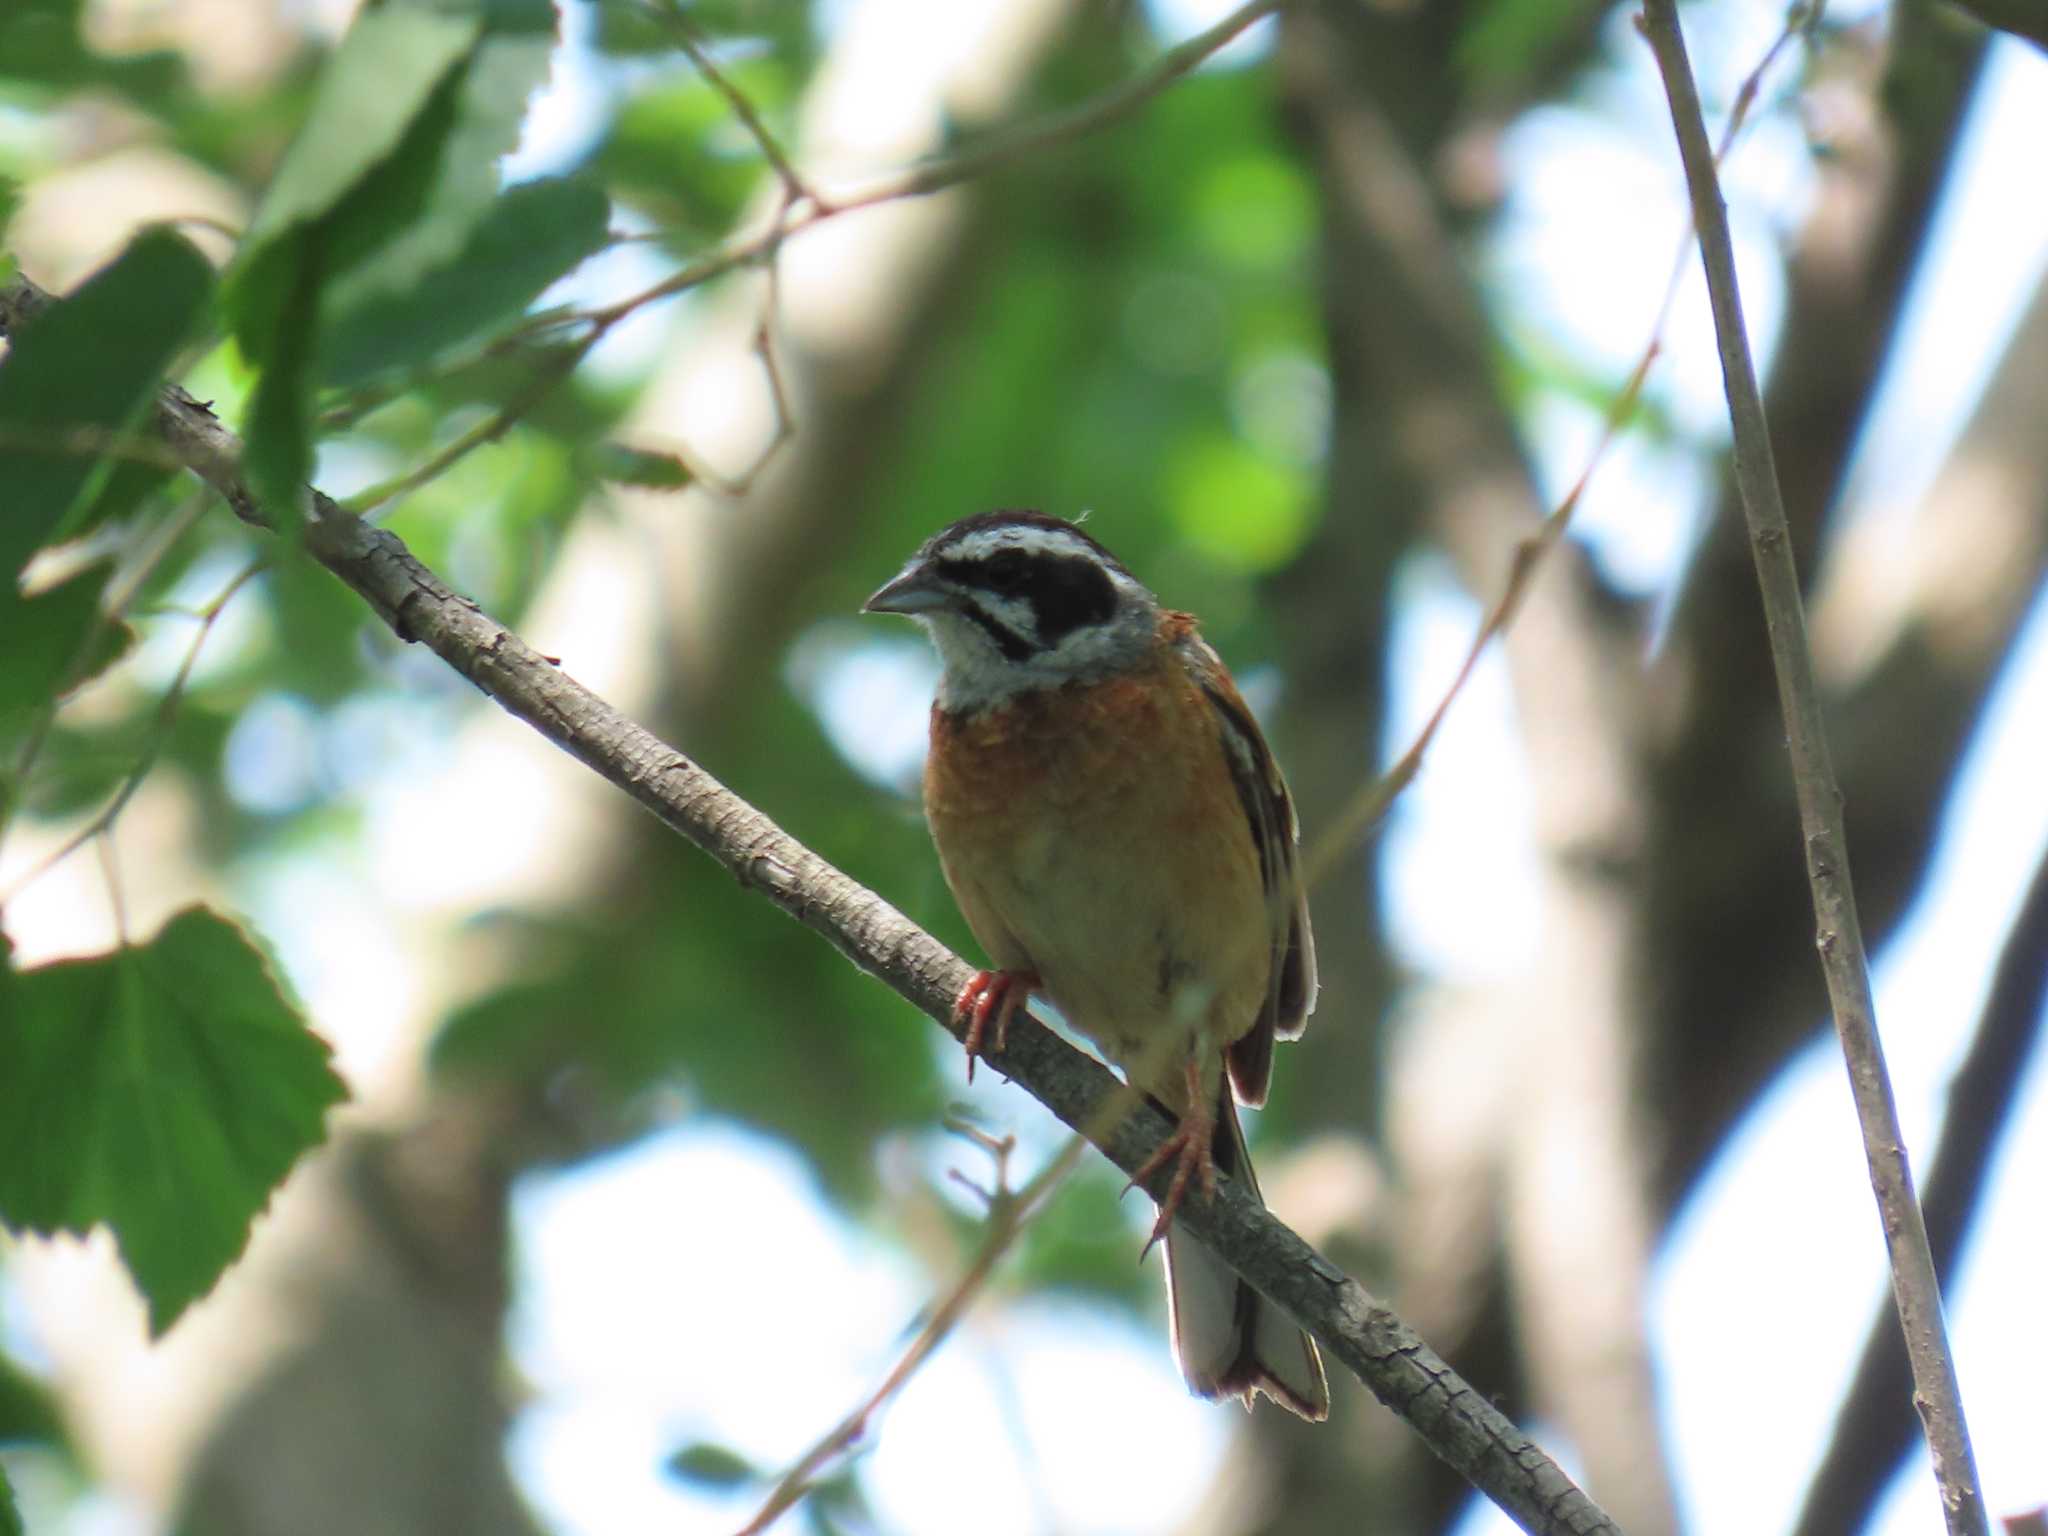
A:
[1172,624,1318,1107]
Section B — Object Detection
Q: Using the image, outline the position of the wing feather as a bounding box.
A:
[1173,626,1318,1108]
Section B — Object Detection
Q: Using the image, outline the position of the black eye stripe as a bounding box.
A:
[935,551,1117,653]
[957,599,1037,662]
[1029,555,1117,644]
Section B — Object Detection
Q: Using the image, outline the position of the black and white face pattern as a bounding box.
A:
[866,511,1160,714]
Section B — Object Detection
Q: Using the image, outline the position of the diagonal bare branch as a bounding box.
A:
[1639,4,1987,1532]
[1,262,1622,1536]
[1792,839,2048,1536]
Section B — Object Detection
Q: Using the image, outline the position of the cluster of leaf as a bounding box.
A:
[0,222,349,1339]
[0,0,800,1515]
[0,0,841,1513]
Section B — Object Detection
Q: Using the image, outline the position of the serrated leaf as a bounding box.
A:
[327,4,557,301]
[321,176,609,387]
[236,7,480,258]
[0,229,212,574]
[0,562,135,718]
[224,7,473,526]
[312,35,551,324]
[0,907,349,1335]
[226,1,561,516]
[666,1440,760,1488]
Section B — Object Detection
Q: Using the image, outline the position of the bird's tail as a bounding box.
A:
[1160,1090,1329,1419]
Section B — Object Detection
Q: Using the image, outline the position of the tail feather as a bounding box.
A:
[1159,1090,1328,1420]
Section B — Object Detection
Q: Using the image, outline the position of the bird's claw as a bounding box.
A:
[952,969,1037,1083]
[1127,1059,1218,1260]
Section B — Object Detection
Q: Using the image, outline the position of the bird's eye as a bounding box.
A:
[983,552,1030,592]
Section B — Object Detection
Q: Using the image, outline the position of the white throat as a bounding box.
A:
[923,594,1156,715]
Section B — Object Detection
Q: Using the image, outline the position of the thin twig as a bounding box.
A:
[343,337,597,516]
[313,1,1280,514]
[0,554,268,907]
[580,0,1287,330]
[1792,839,2048,1535]
[0,489,214,855]
[1304,334,1657,890]
[0,421,185,473]
[360,0,1282,502]
[0,264,1623,1536]
[733,1130,1086,1536]
[1302,0,1813,886]
[1638,5,1986,1533]
[649,0,817,208]
[677,243,800,501]
[733,244,797,495]
[95,827,129,944]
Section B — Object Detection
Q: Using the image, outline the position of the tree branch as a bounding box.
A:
[1638,6,1988,1534]
[1,263,1621,1536]
[580,0,1288,327]
[1939,0,2048,50]
[1792,838,2048,1536]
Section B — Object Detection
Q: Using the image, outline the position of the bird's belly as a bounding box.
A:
[926,676,1267,1098]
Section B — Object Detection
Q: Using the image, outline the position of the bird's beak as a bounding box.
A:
[863,564,949,616]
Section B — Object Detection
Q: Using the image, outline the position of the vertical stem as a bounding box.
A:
[1637,5,1987,1533]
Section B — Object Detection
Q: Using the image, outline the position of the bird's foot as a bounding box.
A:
[953,969,1038,1084]
[1128,1058,1218,1260]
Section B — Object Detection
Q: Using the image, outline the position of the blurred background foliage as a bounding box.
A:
[3,0,2046,1533]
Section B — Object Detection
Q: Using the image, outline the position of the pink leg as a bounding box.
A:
[1126,1055,1219,1258]
[951,969,1039,1084]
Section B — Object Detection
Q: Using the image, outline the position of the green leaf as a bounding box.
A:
[224,6,474,524]
[0,1460,19,1536]
[236,7,480,258]
[225,0,561,515]
[321,176,609,387]
[0,907,350,1335]
[0,1351,68,1454]
[0,0,186,100]
[0,229,212,575]
[49,452,177,544]
[310,21,557,329]
[666,1441,760,1489]
[0,562,135,719]
[586,437,694,492]
[238,237,323,530]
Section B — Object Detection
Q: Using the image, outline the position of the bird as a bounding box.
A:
[864,509,1329,1420]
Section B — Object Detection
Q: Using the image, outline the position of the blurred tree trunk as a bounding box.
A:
[1254,3,1680,1531]
[1233,3,2032,1535]
[1642,1,1991,1200]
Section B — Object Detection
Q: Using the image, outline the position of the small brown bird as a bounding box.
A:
[865,510,1328,1419]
